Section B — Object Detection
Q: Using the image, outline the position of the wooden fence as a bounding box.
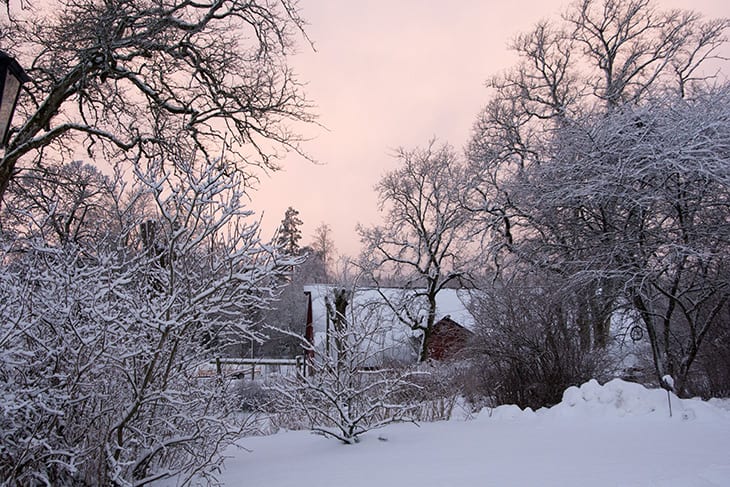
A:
[204,357,305,380]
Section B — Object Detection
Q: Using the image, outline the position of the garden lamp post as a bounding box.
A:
[0,51,30,148]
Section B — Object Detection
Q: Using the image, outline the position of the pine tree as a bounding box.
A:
[277,206,303,256]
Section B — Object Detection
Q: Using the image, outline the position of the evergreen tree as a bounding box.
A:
[277,206,303,256]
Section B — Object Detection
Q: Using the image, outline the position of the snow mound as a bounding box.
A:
[708,397,730,412]
[480,379,730,422]
[554,379,678,420]
[485,403,535,421]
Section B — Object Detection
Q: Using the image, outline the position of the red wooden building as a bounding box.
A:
[426,315,473,361]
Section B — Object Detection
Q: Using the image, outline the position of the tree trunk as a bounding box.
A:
[419,292,438,362]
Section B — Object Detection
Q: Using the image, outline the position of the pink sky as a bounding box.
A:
[252,0,730,258]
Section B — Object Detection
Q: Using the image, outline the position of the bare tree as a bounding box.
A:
[530,89,730,395]
[358,140,475,362]
[474,86,730,396]
[0,0,313,204]
[466,0,729,392]
[564,0,729,105]
[468,0,728,251]
[0,160,122,245]
[305,222,335,283]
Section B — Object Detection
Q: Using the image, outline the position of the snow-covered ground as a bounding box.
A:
[216,379,730,487]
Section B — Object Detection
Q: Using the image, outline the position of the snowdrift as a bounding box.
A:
[158,379,730,487]
[483,378,730,422]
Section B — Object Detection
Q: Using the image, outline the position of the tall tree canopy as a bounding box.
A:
[0,0,313,203]
[467,0,729,395]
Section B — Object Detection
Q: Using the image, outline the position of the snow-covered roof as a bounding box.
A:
[304,285,472,330]
[303,284,474,354]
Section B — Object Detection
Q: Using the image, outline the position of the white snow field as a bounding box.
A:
[218,379,730,487]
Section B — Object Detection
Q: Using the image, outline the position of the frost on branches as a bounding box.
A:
[271,287,423,444]
[0,0,313,203]
[0,158,294,486]
[465,0,730,396]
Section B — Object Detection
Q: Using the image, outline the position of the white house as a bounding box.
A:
[302,284,474,364]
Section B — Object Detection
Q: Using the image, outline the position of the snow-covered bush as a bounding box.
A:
[0,158,291,486]
[467,272,612,409]
[271,287,424,444]
[396,360,479,421]
[692,310,730,398]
